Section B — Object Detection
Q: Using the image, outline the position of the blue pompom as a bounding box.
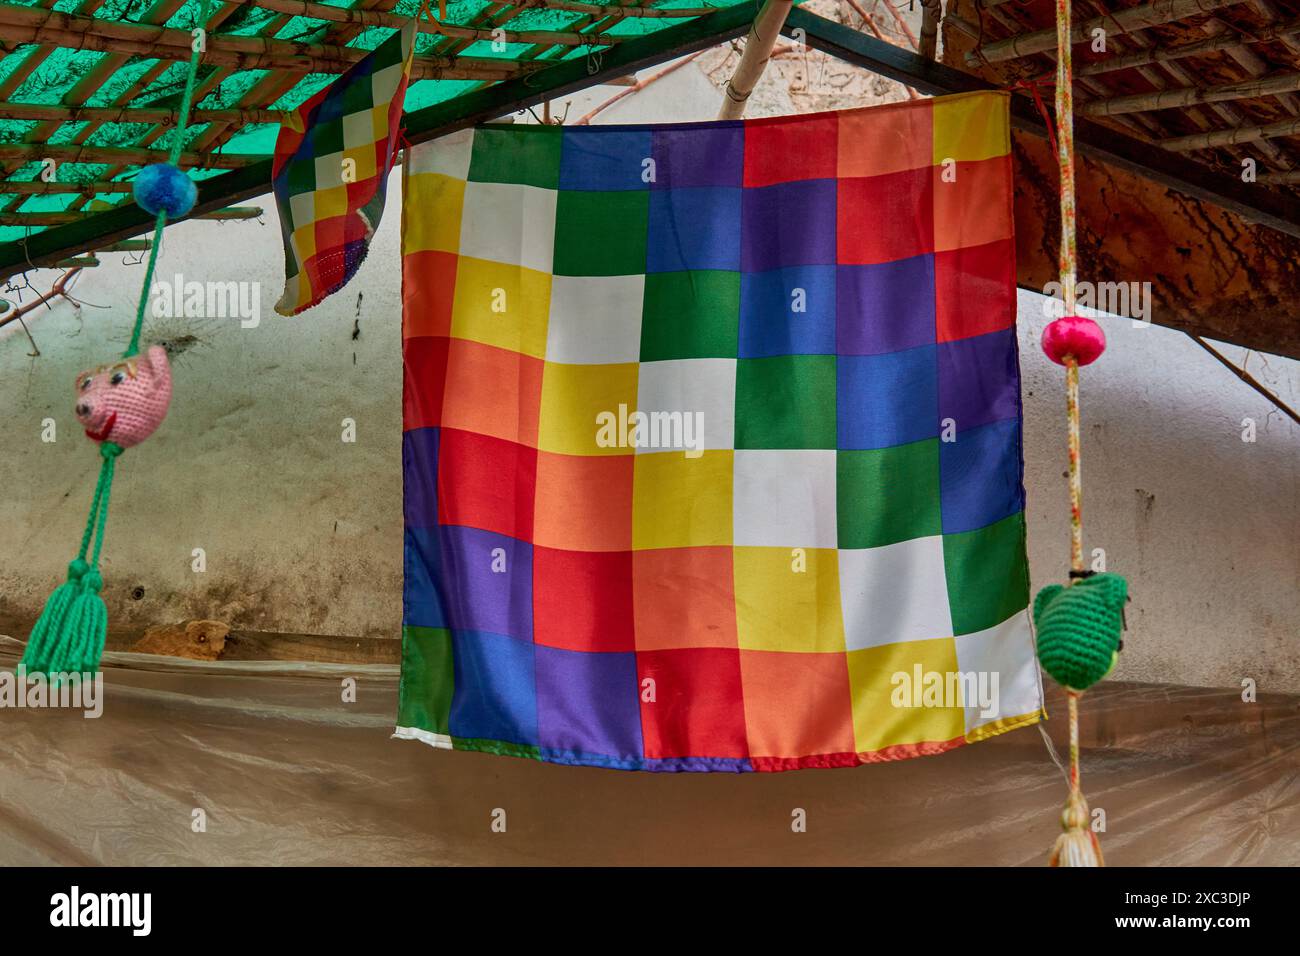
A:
[133,163,196,218]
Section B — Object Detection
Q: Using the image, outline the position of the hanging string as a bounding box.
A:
[21,0,209,679]
[1054,0,1086,582]
[1006,77,1058,158]
[1041,0,1111,868]
[127,0,214,361]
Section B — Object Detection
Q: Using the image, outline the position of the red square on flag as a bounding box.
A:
[837,167,935,265]
[743,112,838,187]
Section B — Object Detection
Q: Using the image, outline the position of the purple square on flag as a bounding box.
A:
[651,124,744,188]
[402,426,439,529]
[535,646,643,758]
[837,256,936,355]
[741,179,838,272]
[438,525,533,641]
[938,328,1020,432]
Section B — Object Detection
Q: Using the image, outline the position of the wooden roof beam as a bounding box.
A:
[1082,71,1300,116]
[0,103,284,125]
[0,22,531,80]
[0,180,136,194]
[966,0,1250,65]
[0,206,262,226]
[1161,114,1300,150]
[224,0,626,45]
[512,0,722,17]
[0,4,539,77]
[0,143,257,169]
[1077,16,1300,72]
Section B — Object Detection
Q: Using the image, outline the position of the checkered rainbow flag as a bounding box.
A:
[272,20,416,316]
[396,92,1045,772]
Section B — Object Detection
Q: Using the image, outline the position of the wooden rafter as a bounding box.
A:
[1083,71,1300,115]
[222,0,627,45]
[0,206,262,225]
[0,143,257,168]
[966,0,1251,65]
[0,103,284,125]
[1077,16,1300,76]
[0,5,543,79]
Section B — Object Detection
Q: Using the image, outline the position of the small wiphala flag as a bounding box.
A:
[272,19,416,316]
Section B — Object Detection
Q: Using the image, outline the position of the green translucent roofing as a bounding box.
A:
[0,0,750,244]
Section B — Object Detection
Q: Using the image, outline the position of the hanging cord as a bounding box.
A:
[1006,77,1058,158]
[100,0,212,561]
[126,0,214,361]
[1049,0,1105,867]
[22,0,211,678]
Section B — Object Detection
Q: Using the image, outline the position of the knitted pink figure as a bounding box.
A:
[74,345,173,448]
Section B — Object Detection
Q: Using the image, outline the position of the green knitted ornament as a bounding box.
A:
[21,443,122,676]
[1033,572,1128,691]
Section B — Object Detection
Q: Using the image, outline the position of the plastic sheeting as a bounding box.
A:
[1,635,1297,866]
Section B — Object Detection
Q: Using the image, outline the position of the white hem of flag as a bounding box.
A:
[393,725,453,749]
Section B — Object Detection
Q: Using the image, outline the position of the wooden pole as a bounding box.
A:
[1161,114,1300,150]
[965,0,1250,65]
[1082,70,1300,116]
[919,0,942,61]
[718,0,794,119]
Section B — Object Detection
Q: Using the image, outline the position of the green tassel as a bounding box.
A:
[21,443,121,677]
[21,559,107,676]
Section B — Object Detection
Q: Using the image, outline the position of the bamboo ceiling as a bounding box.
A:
[7,0,1300,276]
[947,0,1300,190]
[0,0,744,245]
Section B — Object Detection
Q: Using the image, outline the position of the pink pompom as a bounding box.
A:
[1041,315,1106,367]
